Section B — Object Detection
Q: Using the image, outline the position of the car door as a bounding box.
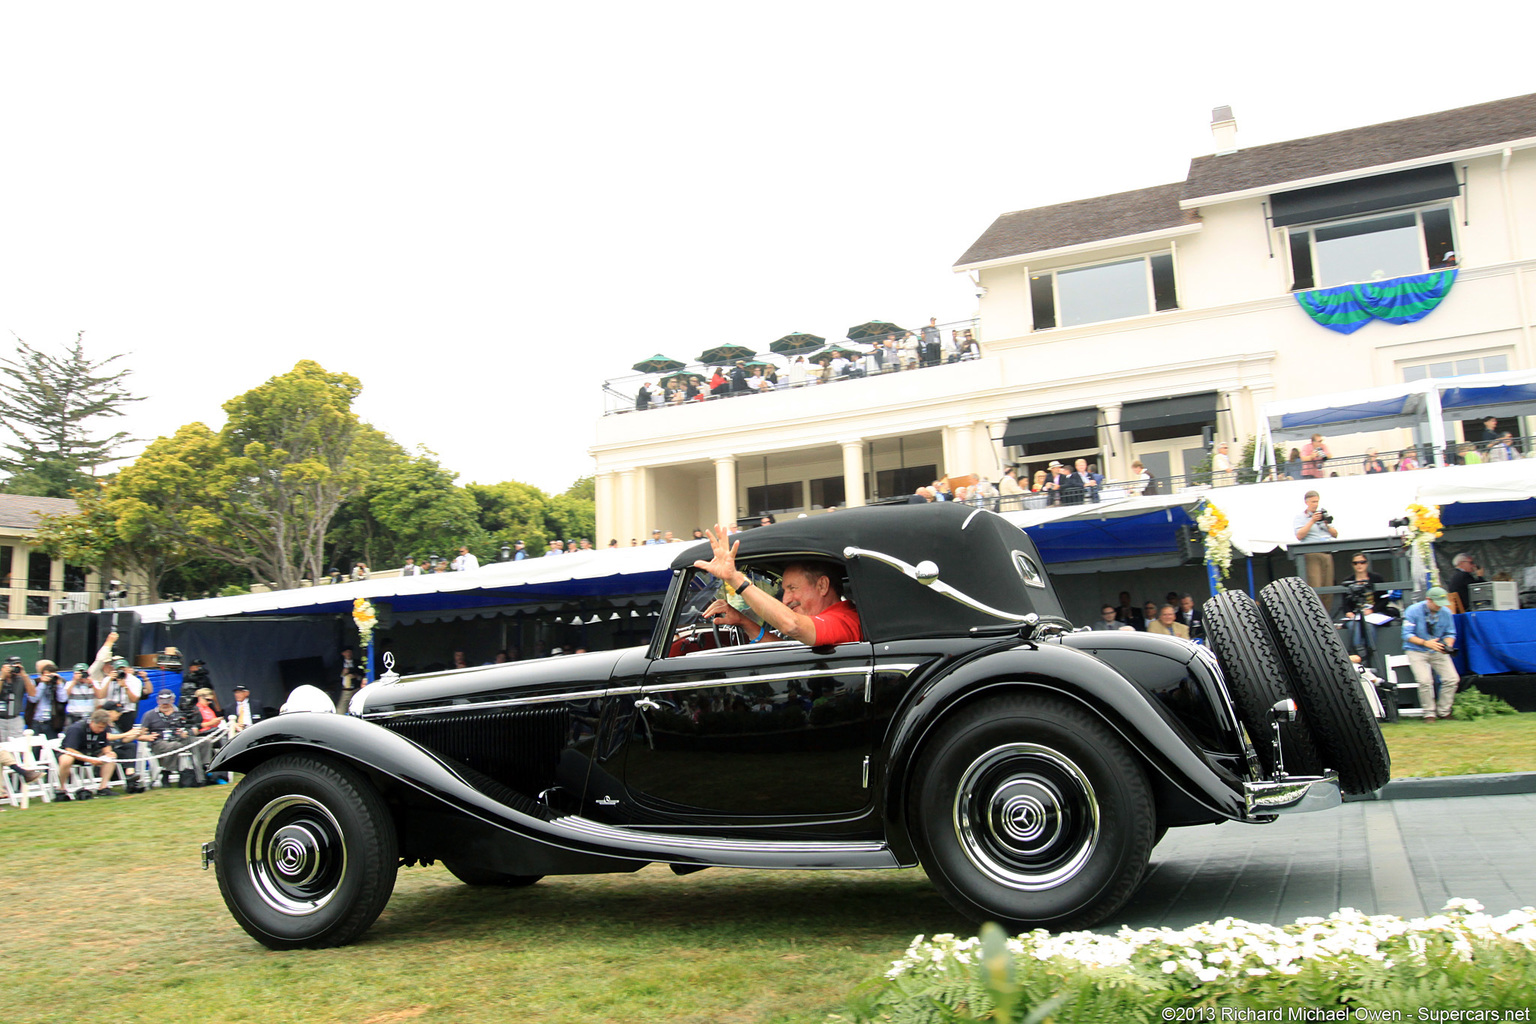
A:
[618,569,877,826]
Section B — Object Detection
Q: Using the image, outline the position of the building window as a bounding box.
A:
[0,594,9,617]
[875,465,936,499]
[0,545,10,588]
[27,551,51,592]
[1402,353,1508,382]
[746,481,804,515]
[809,476,846,509]
[1030,253,1178,330]
[26,594,49,617]
[1289,206,1455,290]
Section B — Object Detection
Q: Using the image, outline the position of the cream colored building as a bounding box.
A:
[592,94,1536,542]
[0,494,124,633]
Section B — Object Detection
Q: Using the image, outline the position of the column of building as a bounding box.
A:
[713,456,738,526]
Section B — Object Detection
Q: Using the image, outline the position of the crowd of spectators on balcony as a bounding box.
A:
[628,325,981,412]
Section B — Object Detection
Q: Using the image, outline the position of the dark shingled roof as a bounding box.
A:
[1184,93,1536,201]
[956,93,1536,269]
[0,493,78,531]
[954,181,1196,267]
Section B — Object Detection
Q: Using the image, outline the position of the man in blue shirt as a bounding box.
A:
[1401,586,1459,720]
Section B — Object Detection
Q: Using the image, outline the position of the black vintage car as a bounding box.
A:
[205,503,1388,949]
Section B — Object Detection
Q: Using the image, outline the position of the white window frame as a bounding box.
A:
[1287,203,1456,290]
[1029,249,1179,331]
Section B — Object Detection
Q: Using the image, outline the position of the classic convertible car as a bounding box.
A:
[205,502,1389,949]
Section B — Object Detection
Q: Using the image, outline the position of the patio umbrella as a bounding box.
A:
[810,344,866,362]
[698,344,756,365]
[769,332,826,356]
[846,320,905,341]
[632,353,687,374]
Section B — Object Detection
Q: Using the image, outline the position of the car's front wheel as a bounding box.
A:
[214,754,398,949]
[910,694,1154,932]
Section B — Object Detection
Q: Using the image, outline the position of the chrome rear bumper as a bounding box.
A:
[1243,770,1341,818]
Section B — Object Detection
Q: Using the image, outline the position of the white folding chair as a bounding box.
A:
[1385,654,1426,718]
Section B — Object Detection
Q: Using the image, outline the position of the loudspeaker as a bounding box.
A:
[94,609,142,663]
[48,612,97,668]
[1178,525,1205,565]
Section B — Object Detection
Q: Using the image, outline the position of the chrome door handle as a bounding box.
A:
[634,697,661,711]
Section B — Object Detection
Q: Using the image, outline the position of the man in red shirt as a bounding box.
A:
[694,525,862,646]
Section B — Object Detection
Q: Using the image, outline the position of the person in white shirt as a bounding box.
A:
[400,557,421,576]
[451,546,480,571]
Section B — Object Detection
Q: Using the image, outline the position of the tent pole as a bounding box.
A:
[1427,383,1448,467]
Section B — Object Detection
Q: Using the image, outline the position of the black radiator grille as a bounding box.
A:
[382,705,567,796]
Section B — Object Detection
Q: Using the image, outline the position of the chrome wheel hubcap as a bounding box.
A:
[953,743,1098,890]
[247,795,347,915]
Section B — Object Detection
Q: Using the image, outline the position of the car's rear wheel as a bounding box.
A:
[910,694,1154,932]
[442,861,543,888]
[214,754,398,949]
[1201,590,1324,778]
[1258,578,1390,794]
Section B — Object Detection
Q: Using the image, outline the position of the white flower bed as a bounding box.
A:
[888,900,1536,987]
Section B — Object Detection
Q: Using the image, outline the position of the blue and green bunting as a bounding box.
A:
[1294,270,1457,334]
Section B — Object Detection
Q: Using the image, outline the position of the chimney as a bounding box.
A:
[1211,105,1238,155]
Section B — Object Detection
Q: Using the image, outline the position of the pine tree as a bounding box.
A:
[0,332,143,496]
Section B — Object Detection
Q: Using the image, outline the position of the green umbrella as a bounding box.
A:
[810,345,865,362]
[698,344,756,365]
[632,354,687,374]
[769,332,826,356]
[846,320,905,341]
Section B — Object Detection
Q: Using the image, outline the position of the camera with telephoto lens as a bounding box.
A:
[1316,509,1333,524]
[1388,516,1412,529]
[1343,578,1376,613]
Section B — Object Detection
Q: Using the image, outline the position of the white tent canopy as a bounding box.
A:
[1257,367,1536,468]
[131,543,684,625]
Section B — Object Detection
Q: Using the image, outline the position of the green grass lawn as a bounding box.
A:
[1382,712,1536,778]
[6,715,1532,1024]
[1,786,963,1024]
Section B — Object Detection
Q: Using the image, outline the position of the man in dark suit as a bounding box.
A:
[228,684,264,733]
[1444,553,1484,613]
[1114,591,1144,630]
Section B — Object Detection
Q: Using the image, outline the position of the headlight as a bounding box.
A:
[279,684,336,715]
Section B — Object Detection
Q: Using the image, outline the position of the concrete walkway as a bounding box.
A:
[1111,781,1536,930]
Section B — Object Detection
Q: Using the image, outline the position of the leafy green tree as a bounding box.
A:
[329,448,484,570]
[468,480,556,556]
[0,332,142,497]
[51,363,373,591]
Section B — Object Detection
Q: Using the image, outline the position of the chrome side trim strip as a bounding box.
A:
[363,687,618,720]
[364,664,925,720]
[843,545,1034,623]
[553,815,890,855]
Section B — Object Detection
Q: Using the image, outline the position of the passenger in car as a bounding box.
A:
[693,525,863,646]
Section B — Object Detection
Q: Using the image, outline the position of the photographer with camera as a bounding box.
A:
[1337,552,1393,660]
[1,657,29,743]
[1293,490,1340,610]
[142,689,208,787]
[24,659,65,738]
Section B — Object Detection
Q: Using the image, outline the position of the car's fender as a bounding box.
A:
[880,642,1247,860]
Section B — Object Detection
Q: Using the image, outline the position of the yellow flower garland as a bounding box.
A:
[1196,501,1233,592]
[1404,503,1443,587]
[352,597,378,646]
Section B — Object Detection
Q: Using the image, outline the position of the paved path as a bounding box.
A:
[1110,792,1536,930]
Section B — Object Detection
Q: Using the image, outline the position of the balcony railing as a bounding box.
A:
[601,318,981,416]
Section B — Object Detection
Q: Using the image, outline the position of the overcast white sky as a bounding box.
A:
[2,3,1531,493]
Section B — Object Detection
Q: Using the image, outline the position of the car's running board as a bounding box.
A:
[1244,770,1341,819]
[550,815,900,870]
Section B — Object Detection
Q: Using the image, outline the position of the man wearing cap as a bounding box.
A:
[1401,587,1460,721]
[228,684,263,734]
[60,661,104,726]
[142,689,206,787]
[56,709,120,799]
